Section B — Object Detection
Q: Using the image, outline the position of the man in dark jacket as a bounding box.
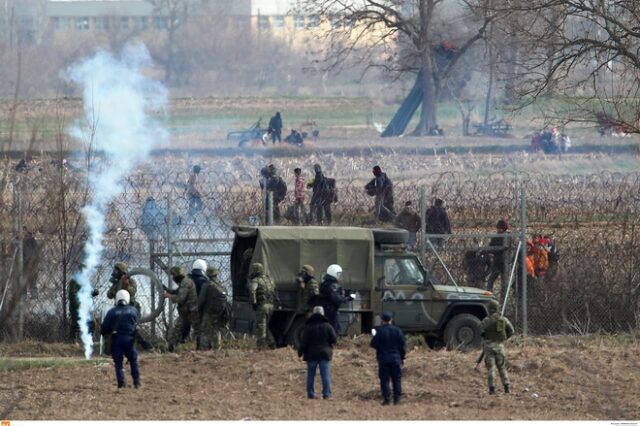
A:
[298,306,338,399]
[320,264,352,333]
[370,311,407,405]
[366,165,395,222]
[425,198,451,248]
[101,289,141,389]
[268,112,283,144]
[308,163,333,224]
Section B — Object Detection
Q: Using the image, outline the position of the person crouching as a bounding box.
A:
[100,289,141,389]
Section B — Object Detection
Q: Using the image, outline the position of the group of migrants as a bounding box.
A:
[267,112,318,146]
[530,127,571,154]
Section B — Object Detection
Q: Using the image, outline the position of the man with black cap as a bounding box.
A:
[370,311,407,405]
[365,165,395,222]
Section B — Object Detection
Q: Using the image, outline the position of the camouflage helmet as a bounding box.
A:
[206,266,219,278]
[249,263,264,276]
[169,266,186,277]
[301,264,315,277]
[114,262,128,274]
[488,299,500,313]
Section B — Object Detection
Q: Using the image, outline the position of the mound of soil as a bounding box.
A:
[0,336,638,420]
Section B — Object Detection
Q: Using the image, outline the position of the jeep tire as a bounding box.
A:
[443,313,482,351]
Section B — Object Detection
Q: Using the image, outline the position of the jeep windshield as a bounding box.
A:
[384,256,427,286]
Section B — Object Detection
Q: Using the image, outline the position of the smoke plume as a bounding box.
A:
[67,43,168,358]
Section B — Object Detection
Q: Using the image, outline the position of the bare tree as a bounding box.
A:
[499,0,640,133]
[299,0,497,135]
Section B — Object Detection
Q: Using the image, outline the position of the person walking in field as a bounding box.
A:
[479,299,514,395]
[298,306,338,400]
[268,112,283,144]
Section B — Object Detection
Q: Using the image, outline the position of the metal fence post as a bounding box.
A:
[419,187,426,260]
[16,174,24,341]
[267,191,274,226]
[520,186,527,337]
[166,197,174,337]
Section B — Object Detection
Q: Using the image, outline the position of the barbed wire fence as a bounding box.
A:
[1,162,639,344]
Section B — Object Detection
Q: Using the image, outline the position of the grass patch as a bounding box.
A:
[0,357,109,372]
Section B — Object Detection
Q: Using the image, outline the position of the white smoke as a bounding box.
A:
[67,43,168,359]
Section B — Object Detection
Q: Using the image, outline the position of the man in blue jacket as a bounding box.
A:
[370,311,406,405]
[101,289,141,389]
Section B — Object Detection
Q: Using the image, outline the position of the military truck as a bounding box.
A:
[230,226,496,350]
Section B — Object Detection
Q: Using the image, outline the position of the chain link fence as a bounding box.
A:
[1,160,639,343]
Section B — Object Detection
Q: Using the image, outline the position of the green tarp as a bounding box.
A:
[248,226,375,291]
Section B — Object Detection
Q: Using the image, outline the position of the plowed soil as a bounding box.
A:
[1,335,639,421]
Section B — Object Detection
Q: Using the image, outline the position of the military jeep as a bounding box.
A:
[229,226,495,350]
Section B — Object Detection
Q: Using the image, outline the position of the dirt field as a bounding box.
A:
[1,335,639,421]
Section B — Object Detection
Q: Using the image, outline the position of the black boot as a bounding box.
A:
[134,380,141,389]
[118,382,126,389]
[168,343,175,353]
[504,384,511,394]
[489,386,496,395]
[381,399,391,406]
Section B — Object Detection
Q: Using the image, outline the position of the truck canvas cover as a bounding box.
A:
[232,226,374,292]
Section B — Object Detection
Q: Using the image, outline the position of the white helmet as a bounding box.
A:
[115,289,130,305]
[326,264,342,279]
[192,259,207,271]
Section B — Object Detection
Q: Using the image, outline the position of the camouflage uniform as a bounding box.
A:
[479,300,515,394]
[249,263,276,349]
[106,263,138,307]
[198,267,229,350]
[167,266,201,350]
[298,265,319,313]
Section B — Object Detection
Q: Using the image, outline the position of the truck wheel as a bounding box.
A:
[238,139,248,148]
[443,314,482,351]
[285,317,306,350]
[372,228,409,244]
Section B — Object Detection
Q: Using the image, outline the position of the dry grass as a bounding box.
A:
[0,335,638,420]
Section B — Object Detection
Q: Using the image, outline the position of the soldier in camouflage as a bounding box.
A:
[248,263,276,349]
[479,299,515,395]
[106,263,137,307]
[198,266,230,350]
[165,266,201,352]
[297,264,319,313]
